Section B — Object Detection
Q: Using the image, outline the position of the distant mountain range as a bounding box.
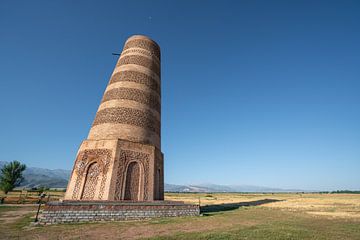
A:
[0,161,71,188]
[0,161,305,192]
[164,183,305,193]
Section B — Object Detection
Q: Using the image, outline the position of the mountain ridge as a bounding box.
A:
[0,161,307,192]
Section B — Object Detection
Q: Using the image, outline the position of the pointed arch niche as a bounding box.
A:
[124,161,143,201]
[81,162,101,200]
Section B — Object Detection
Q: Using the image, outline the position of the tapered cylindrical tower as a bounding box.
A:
[88,35,161,149]
[64,35,164,201]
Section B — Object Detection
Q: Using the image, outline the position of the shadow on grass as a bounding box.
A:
[200,198,283,214]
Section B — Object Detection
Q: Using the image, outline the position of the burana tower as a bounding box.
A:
[41,35,198,224]
[64,35,164,201]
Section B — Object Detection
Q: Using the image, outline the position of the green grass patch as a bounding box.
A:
[0,206,20,212]
[11,213,35,230]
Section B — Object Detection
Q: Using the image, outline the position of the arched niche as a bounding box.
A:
[81,162,100,200]
[124,161,143,201]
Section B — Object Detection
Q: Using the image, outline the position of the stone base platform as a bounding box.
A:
[40,201,200,224]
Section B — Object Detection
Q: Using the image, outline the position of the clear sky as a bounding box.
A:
[1,0,359,190]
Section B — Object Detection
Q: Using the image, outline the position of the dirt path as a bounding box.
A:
[19,208,284,240]
[0,206,37,224]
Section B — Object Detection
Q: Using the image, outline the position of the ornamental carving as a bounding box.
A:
[92,107,160,135]
[109,70,160,94]
[116,55,160,77]
[81,162,100,200]
[114,150,150,201]
[71,149,112,200]
[102,87,160,113]
[123,39,161,60]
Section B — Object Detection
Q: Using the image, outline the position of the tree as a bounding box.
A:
[0,161,26,194]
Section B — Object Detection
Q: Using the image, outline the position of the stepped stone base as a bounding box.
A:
[40,201,200,224]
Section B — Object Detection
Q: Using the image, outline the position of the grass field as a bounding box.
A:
[0,193,360,239]
[0,189,65,204]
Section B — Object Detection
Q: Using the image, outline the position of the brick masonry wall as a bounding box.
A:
[87,35,162,147]
[40,201,200,224]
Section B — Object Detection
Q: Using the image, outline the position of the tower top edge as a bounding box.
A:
[126,35,160,48]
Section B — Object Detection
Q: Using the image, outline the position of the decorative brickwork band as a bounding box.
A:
[92,107,160,136]
[123,38,160,60]
[121,48,160,64]
[116,55,160,77]
[102,87,160,113]
[109,71,160,94]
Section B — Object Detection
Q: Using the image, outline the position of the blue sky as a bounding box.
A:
[1,0,359,190]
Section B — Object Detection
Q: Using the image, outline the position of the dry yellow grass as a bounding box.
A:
[166,192,360,220]
[2,190,360,220]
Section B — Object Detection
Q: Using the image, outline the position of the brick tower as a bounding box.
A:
[64,35,164,201]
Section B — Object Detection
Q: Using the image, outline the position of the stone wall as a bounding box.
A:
[40,201,200,224]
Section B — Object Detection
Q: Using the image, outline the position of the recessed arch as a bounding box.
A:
[81,162,100,200]
[124,161,142,200]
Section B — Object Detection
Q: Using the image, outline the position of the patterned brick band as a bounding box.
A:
[102,87,160,113]
[117,55,160,76]
[92,107,160,135]
[121,49,160,63]
[124,39,160,60]
[109,71,160,94]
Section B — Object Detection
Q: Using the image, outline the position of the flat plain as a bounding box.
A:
[0,193,359,239]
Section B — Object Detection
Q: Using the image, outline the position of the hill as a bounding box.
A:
[0,161,305,192]
[0,161,70,188]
